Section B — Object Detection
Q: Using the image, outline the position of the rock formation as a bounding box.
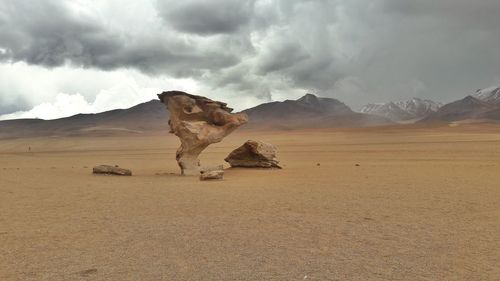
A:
[158,91,248,175]
[93,165,132,176]
[225,140,282,169]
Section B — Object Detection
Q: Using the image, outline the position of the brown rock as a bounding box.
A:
[200,170,224,181]
[158,91,248,175]
[93,165,132,176]
[225,140,282,169]
[200,165,224,173]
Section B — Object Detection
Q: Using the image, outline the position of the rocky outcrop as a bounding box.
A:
[93,165,132,176]
[158,91,248,175]
[225,140,281,169]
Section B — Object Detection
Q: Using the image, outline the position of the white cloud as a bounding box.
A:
[0,62,201,120]
[1,93,91,120]
[0,61,292,120]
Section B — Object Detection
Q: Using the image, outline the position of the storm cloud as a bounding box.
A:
[157,0,256,35]
[1,0,500,117]
[0,0,240,75]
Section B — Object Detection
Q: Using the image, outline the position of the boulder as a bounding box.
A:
[158,91,248,176]
[225,140,282,169]
[93,165,132,176]
[200,170,224,181]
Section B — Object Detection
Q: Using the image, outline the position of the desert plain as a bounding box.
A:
[1,125,499,281]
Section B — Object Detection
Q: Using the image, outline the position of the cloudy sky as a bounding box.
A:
[1,0,500,120]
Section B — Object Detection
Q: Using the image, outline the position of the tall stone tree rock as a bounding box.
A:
[158,91,248,175]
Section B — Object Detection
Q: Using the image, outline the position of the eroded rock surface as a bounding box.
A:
[93,165,132,176]
[158,91,248,175]
[225,140,282,169]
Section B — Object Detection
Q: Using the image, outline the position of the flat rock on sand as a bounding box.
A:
[199,170,224,181]
[93,165,132,176]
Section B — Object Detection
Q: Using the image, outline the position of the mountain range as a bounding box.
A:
[360,98,442,122]
[0,94,392,139]
[2,86,500,139]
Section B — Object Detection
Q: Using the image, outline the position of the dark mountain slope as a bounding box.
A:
[243,94,392,129]
[0,100,168,138]
[420,96,496,123]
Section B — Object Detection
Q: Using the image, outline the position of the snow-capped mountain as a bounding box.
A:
[473,86,500,105]
[360,98,442,121]
[360,102,414,121]
[395,98,442,118]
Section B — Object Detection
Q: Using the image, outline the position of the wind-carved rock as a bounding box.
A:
[158,91,248,175]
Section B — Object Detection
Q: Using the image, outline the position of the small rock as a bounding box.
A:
[93,165,132,176]
[355,164,360,167]
[200,170,224,181]
[316,163,321,166]
[200,165,224,173]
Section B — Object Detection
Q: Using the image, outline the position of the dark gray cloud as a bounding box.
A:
[1,0,500,111]
[0,94,30,115]
[157,0,256,35]
[337,0,500,106]
[0,0,240,76]
[0,1,119,66]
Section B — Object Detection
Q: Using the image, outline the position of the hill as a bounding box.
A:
[242,94,392,129]
[0,100,168,139]
[421,96,496,123]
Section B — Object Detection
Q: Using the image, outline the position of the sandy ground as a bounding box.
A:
[1,127,499,281]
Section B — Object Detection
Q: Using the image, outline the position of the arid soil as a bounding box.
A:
[1,126,499,280]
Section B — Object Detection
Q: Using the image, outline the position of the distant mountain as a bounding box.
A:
[243,93,392,129]
[419,86,500,123]
[421,96,495,123]
[244,94,352,120]
[361,98,441,122]
[473,86,500,105]
[360,102,414,121]
[0,100,169,139]
[395,98,442,118]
